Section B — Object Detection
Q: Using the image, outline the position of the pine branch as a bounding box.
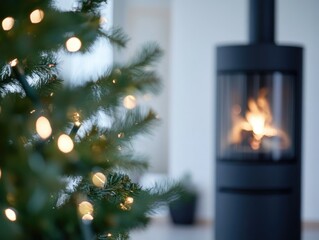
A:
[128,43,163,69]
[100,27,129,48]
[110,109,159,142]
[11,64,41,107]
[80,0,108,14]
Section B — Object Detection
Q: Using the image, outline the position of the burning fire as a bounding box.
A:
[229,88,290,150]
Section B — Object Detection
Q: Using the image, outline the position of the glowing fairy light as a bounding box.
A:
[120,203,127,210]
[82,213,93,221]
[78,201,93,216]
[73,112,81,127]
[123,95,137,109]
[2,17,14,31]
[117,132,124,138]
[4,208,17,222]
[0,168,2,179]
[65,37,82,52]
[9,58,18,67]
[107,233,112,237]
[30,9,44,24]
[100,17,108,25]
[92,172,106,188]
[57,134,74,153]
[125,197,134,205]
[36,116,52,139]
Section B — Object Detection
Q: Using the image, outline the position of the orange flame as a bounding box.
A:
[229,89,290,150]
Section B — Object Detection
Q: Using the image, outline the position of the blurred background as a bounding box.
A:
[64,0,319,237]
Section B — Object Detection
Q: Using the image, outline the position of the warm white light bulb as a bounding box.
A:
[57,134,74,153]
[78,201,93,216]
[125,197,134,205]
[30,9,44,24]
[117,132,124,138]
[92,172,106,188]
[0,168,2,179]
[2,17,14,31]
[123,95,137,109]
[9,58,18,67]
[36,116,52,139]
[82,213,94,221]
[73,112,81,126]
[4,208,17,222]
[66,37,82,52]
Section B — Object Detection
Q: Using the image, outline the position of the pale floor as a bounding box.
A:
[131,219,319,240]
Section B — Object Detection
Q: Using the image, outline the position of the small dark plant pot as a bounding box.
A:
[169,194,197,225]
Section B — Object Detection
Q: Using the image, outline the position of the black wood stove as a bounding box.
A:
[215,0,302,239]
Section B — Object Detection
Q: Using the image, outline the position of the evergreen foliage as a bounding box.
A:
[0,0,177,239]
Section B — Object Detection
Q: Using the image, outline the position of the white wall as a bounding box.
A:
[114,0,170,173]
[277,0,319,222]
[170,0,319,222]
[170,0,247,222]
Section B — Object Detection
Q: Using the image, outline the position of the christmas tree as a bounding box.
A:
[0,1,176,239]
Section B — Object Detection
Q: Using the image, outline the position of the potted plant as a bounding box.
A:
[169,174,198,225]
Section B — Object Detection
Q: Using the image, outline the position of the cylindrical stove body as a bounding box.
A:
[215,45,302,240]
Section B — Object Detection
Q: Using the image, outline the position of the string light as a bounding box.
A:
[30,9,44,24]
[2,17,14,31]
[120,197,134,211]
[78,201,93,216]
[125,197,134,205]
[123,95,137,109]
[9,58,18,67]
[107,233,112,237]
[117,132,124,138]
[30,109,36,114]
[36,116,52,139]
[112,79,116,84]
[82,213,93,221]
[57,134,74,153]
[66,37,82,52]
[0,168,2,179]
[99,17,108,25]
[120,203,128,210]
[92,172,106,188]
[73,112,81,127]
[4,208,17,222]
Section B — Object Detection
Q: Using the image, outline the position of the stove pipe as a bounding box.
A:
[249,0,275,44]
[215,0,302,240]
